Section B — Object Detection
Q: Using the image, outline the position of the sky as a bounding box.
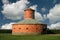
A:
[0,0,60,29]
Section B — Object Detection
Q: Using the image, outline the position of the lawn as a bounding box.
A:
[0,33,60,40]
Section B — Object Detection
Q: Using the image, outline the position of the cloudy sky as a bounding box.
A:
[0,0,60,29]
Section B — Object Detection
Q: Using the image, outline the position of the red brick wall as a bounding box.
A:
[24,9,34,19]
[12,24,43,34]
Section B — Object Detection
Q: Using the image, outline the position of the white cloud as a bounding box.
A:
[48,22,60,29]
[1,23,15,29]
[47,4,60,23]
[2,0,29,20]
[43,15,47,20]
[29,5,43,21]
[2,0,9,4]
[2,0,43,21]
[35,12,43,21]
[41,7,46,12]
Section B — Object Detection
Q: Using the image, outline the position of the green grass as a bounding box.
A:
[0,33,60,40]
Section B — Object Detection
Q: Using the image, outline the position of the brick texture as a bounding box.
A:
[12,24,43,35]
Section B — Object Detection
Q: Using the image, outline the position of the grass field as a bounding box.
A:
[0,33,60,40]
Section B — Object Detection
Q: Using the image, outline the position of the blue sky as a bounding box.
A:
[0,0,60,29]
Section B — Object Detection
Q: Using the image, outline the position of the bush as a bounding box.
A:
[47,29,60,34]
[0,29,12,33]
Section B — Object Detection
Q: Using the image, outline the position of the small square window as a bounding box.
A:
[14,28,15,29]
[26,28,28,30]
[19,28,21,29]
[36,28,38,30]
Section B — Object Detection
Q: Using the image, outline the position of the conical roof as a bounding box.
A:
[17,19,43,24]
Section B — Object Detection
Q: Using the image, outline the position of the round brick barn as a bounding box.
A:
[12,8,47,35]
